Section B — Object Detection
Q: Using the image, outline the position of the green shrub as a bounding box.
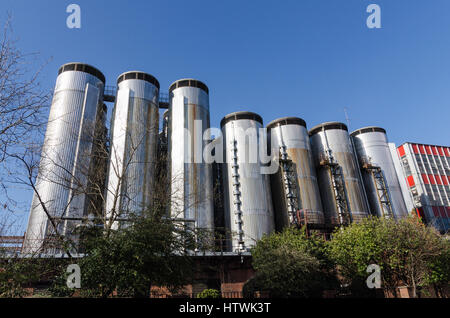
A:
[197,289,221,298]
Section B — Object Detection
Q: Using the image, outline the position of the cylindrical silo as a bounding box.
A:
[309,122,370,227]
[168,79,214,238]
[105,71,160,229]
[351,127,408,219]
[221,111,275,252]
[267,117,324,230]
[23,62,106,254]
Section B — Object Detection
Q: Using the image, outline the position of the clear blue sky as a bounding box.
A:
[1,0,449,234]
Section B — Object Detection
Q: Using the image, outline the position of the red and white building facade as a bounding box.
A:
[391,142,450,233]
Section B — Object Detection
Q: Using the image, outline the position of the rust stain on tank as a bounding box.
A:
[284,147,324,225]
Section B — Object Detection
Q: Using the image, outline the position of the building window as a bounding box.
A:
[429,174,436,185]
[442,176,449,186]
[417,162,425,172]
[402,158,412,176]
[419,145,426,155]
[445,148,450,157]
[432,146,438,156]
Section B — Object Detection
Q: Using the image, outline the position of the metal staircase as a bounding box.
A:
[278,145,302,227]
[319,151,351,227]
[362,160,393,218]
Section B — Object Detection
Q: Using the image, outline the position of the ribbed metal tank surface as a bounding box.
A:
[23,62,106,254]
[221,111,275,252]
[351,127,408,219]
[168,79,214,241]
[105,71,160,229]
[267,117,324,230]
[309,122,370,226]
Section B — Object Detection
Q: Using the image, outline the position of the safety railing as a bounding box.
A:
[101,85,169,108]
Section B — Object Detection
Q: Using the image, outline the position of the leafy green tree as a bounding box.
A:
[328,216,448,298]
[0,259,38,297]
[48,271,76,298]
[75,211,197,298]
[0,258,67,298]
[247,227,338,298]
[423,242,450,297]
[386,217,449,297]
[327,216,392,296]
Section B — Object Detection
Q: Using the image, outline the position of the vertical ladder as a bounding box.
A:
[320,151,351,227]
[279,145,302,227]
[230,138,245,252]
[363,161,393,218]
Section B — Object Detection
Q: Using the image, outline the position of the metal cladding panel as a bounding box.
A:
[62,83,102,236]
[24,70,104,254]
[222,117,275,251]
[168,85,214,232]
[310,127,369,224]
[268,123,324,228]
[389,143,415,213]
[398,145,405,157]
[105,78,159,228]
[352,131,408,219]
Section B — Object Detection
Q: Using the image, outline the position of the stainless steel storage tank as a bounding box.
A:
[168,79,214,236]
[23,62,106,254]
[267,117,324,230]
[309,122,370,226]
[351,127,408,219]
[105,71,160,229]
[221,111,275,252]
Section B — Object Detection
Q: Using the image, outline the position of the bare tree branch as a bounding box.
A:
[0,14,50,214]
